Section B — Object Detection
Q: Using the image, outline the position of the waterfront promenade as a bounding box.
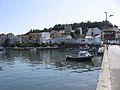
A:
[97,45,120,90]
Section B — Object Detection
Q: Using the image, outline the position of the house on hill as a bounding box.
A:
[0,34,7,46]
[39,32,51,44]
[85,27,101,45]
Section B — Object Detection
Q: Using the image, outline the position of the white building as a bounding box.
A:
[14,35,22,44]
[87,27,101,36]
[85,35,101,45]
[59,30,65,35]
[73,38,82,44]
[7,33,15,45]
[53,35,72,44]
[64,24,72,33]
[0,34,7,46]
[85,27,101,45]
[39,32,51,43]
[113,27,120,39]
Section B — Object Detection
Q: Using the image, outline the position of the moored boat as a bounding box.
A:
[66,51,94,61]
[30,47,37,52]
[0,47,5,51]
[97,47,104,55]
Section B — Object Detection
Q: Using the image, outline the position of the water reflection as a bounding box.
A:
[0,66,3,71]
[0,49,102,72]
[0,50,102,90]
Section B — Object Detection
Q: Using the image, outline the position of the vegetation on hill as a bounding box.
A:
[26,21,114,35]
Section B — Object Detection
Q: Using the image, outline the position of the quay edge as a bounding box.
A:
[96,48,111,90]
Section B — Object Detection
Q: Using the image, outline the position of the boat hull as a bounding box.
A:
[66,56,94,61]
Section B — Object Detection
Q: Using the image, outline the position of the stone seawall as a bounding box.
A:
[96,48,111,90]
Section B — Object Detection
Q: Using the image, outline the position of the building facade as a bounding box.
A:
[85,27,101,45]
[39,32,51,43]
[0,34,7,46]
[64,24,72,33]
[7,33,15,45]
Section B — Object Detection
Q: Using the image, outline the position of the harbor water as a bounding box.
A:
[0,49,102,90]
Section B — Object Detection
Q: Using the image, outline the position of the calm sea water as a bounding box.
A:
[0,49,102,90]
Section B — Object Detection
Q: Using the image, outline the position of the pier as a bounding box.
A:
[97,45,120,90]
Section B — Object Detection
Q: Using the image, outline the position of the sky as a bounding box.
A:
[0,0,120,35]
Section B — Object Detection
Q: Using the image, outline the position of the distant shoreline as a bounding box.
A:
[3,44,100,51]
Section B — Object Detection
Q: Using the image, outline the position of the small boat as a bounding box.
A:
[97,47,104,55]
[0,47,5,51]
[30,47,37,52]
[66,51,94,61]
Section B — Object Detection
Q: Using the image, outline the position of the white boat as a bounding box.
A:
[30,47,37,52]
[0,47,5,51]
[66,51,94,61]
[97,47,104,55]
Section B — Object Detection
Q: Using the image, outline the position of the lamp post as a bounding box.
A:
[105,12,113,43]
[105,12,113,30]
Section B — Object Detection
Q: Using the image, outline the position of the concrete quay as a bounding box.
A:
[96,45,120,90]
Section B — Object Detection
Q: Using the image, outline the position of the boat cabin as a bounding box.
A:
[78,51,91,57]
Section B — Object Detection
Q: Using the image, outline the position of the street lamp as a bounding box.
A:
[104,12,113,43]
[105,12,113,22]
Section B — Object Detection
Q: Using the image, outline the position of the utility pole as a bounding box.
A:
[104,12,113,43]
